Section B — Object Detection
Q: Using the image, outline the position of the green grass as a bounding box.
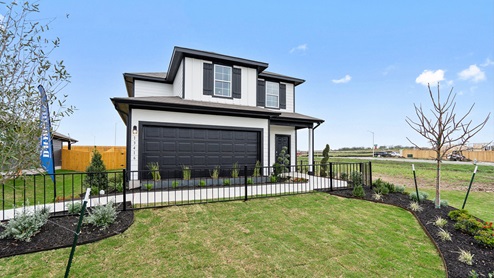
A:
[1,170,123,209]
[0,193,445,277]
[408,189,494,223]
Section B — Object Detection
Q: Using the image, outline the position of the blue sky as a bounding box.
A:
[7,0,493,150]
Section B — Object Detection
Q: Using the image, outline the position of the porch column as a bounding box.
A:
[308,127,314,175]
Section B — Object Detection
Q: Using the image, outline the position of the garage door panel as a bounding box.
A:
[144,126,161,138]
[193,143,206,152]
[141,125,260,178]
[178,142,192,152]
[221,143,233,152]
[162,142,176,151]
[144,141,160,152]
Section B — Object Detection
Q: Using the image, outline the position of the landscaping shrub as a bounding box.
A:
[352,184,365,198]
[320,144,330,177]
[339,172,348,180]
[394,185,405,193]
[432,198,449,207]
[85,201,119,230]
[474,229,494,248]
[84,148,108,191]
[67,202,82,214]
[350,171,363,186]
[210,166,220,179]
[147,162,161,181]
[454,216,484,236]
[433,216,448,228]
[108,173,123,192]
[253,161,261,177]
[247,178,253,185]
[448,209,470,221]
[409,191,429,202]
[223,179,231,186]
[199,180,207,187]
[409,201,423,212]
[0,206,50,242]
[458,249,474,265]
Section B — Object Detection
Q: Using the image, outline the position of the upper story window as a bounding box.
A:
[265,81,279,108]
[214,65,232,97]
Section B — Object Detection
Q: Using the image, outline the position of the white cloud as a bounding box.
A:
[480,58,494,67]
[332,74,352,84]
[458,65,485,82]
[415,69,445,86]
[289,44,307,54]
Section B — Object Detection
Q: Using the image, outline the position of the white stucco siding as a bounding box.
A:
[184,57,257,106]
[130,109,270,172]
[270,125,297,166]
[172,60,184,97]
[134,80,173,97]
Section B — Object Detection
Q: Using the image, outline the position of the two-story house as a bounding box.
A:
[111,47,323,185]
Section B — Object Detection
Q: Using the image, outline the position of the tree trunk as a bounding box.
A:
[435,154,441,208]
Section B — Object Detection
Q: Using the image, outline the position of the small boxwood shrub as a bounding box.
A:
[223,179,231,186]
[0,206,50,242]
[352,184,365,198]
[339,172,348,180]
[350,171,363,186]
[84,201,119,230]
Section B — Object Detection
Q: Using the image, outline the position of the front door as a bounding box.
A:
[275,135,290,161]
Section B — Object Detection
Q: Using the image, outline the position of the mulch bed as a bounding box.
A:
[0,206,134,259]
[323,187,493,278]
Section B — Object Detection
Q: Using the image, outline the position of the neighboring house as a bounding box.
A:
[53,132,78,168]
[111,46,324,183]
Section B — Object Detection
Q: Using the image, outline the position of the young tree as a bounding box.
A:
[85,149,108,192]
[0,1,73,184]
[405,83,490,208]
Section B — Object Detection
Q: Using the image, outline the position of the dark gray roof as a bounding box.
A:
[111,96,323,128]
[259,71,305,86]
[53,132,78,143]
[167,47,269,81]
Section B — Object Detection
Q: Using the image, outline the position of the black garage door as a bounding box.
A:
[141,125,261,178]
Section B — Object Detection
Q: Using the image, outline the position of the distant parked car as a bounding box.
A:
[374,151,391,157]
[447,151,466,161]
[389,152,402,158]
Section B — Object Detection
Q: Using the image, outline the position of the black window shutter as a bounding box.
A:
[232,68,241,99]
[203,63,213,95]
[279,84,286,109]
[257,80,265,106]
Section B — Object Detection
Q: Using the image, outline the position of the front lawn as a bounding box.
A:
[0,193,444,277]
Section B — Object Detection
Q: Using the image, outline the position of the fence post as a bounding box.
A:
[244,166,248,201]
[329,162,333,191]
[122,168,127,211]
[369,162,372,189]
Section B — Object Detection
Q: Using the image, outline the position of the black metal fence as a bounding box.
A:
[1,162,372,220]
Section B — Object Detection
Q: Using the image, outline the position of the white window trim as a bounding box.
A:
[213,65,232,98]
[265,81,279,108]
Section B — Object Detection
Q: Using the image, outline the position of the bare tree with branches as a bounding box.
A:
[405,83,490,208]
[0,1,74,185]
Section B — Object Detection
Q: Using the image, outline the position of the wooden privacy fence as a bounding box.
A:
[62,146,126,171]
[401,149,494,162]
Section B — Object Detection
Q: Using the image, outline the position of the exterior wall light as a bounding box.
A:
[132,125,137,135]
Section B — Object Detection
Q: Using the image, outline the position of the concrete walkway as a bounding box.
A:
[1,173,348,221]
